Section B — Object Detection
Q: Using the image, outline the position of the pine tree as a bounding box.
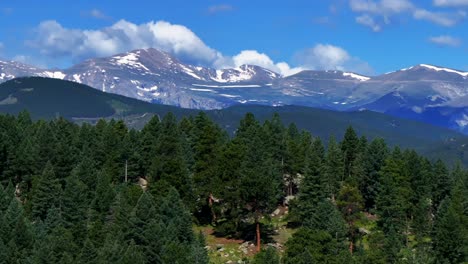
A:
[432,159,451,210]
[149,113,193,206]
[78,238,98,264]
[324,135,344,200]
[191,231,209,264]
[61,174,89,240]
[238,118,281,251]
[191,112,224,223]
[293,138,327,223]
[252,246,281,264]
[376,153,409,236]
[361,137,388,211]
[120,240,146,264]
[31,162,61,220]
[284,228,349,264]
[336,184,364,254]
[433,181,468,263]
[341,126,359,181]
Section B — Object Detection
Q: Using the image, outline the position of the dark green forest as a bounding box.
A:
[0,111,466,263]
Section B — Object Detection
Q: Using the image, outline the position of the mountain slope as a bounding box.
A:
[0,77,193,119]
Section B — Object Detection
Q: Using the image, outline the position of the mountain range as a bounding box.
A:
[1,48,468,133]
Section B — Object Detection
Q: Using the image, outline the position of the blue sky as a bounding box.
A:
[0,0,467,75]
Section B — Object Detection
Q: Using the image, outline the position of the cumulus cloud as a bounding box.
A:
[429,35,462,46]
[434,0,468,6]
[26,20,372,76]
[81,9,111,20]
[207,4,234,14]
[27,20,224,66]
[413,9,465,26]
[356,14,381,31]
[294,44,373,75]
[229,50,304,76]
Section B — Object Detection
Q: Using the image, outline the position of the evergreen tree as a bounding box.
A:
[191,112,224,223]
[120,240,146,264]
[341,126,359,181]
[149,113,193,206]
[78,238,98,264]
[324,135,344,200]
[432,159,451,210]
[361,138,388,211]
[336,184,364,254]
[376,152,410,236]
[284,228,350,264]
[31,162,61,220]
[293,138,327,223]
[252,246,281,264]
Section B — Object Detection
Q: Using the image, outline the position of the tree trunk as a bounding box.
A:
[349,241,354,254]
[256,221,261,252]
[209,193,217,224]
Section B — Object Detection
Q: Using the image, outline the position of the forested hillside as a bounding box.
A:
[0,111,466,263]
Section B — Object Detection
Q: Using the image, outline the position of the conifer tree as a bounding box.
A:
[293,138,327,223]
[252,246,281,264]
[149,113,193,206]
[341,126,359,181]
[32,162,61,220]
[324,135,344,200]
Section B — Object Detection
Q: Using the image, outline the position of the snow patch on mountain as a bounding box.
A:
[43,71,66,79]
[343,72,370,81]
[112,52,150,71]
[192,84,262,88]
[136,85,158,92]
[190,88,214,92]
[72,74,82,83]
[179,64,203,80]
[419,64,468,77]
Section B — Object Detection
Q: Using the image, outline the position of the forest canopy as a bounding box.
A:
[0,111,466,263]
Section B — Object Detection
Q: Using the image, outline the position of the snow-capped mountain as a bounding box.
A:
[0,60,65,81]
[62,48,283,109]
[1,50,468,133]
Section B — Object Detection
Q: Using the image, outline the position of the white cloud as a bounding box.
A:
[429,35,462,46]
[350,0,466,30]
[27,20,372,76]
[356,14,381,31]
[349,0,414,31]
[229,50,304,76]
[294,44,373,75]
[304,44,351,70]
[350,0,413,15]
[413,9,465,26]
[27,20,225,66]
[207,4,234,14]
[434,0,468,7]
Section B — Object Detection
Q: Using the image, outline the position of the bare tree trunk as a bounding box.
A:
[349,241,354,254]
[256,221,261,252]
[209,193,217,224]
[255,209,261,252]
